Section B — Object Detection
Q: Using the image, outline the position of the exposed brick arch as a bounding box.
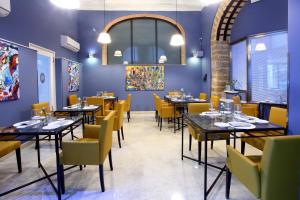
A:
[101,14,186,65]
[210,0,248,96]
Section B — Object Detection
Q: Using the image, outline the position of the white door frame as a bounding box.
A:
[29,43,57,110]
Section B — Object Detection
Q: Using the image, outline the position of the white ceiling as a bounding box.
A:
[78,0,206,11]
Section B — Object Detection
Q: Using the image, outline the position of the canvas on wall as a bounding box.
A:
[67,61,80,92]
[126,65,164,91]
[0,41,20,102]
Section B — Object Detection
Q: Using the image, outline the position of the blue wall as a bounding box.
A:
[0,44,38,126]
[78,11,203,111]
[231,0,288,42]
[288,0,300,134]
[0,0,79,126]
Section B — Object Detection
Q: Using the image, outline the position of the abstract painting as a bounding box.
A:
[126,65,164,91]
[67,61,80,92]
[0,41,19,102]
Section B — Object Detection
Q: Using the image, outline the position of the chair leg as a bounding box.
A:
[99,164,105,192]
[189,134,192,151]
[211,140,214,149]
[117,130,122,148]
[121,126,124,140]
[198,141,202,165]
[127,111,130,122]
[16,148,22,173]
[177,118,180,129]
[108,150,113,171]
[241,141,246,155]
[158,117,160,127]
[160,118,162,131]
[226,168,232,199]
[60,164,65,194]
[48,135,51,141]
[79,165,83,170]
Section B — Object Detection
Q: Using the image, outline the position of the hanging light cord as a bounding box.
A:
[103,0,106,26]
[175,0,178,25]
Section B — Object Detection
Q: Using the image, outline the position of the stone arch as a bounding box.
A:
[101,14,187,65]
[210,0,248,96]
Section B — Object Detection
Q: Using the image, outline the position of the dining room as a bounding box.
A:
[0,0,299,200]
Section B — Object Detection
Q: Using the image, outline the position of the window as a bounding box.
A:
[249,32,288,102]
[107,18,182,65]
[230,31,288,103]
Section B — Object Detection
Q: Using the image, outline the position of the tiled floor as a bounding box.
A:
[0,112,259,200]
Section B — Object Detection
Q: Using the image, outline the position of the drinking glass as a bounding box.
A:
[209,102,215,112]
[234,104,242,114]
[225,102,231,113]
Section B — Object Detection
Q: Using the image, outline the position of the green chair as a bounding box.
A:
[59,111,115,193]
[226,136,300,200]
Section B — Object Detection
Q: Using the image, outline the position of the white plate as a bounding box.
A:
[31,116,46,120]
[201,111,221,117]
[42,120,74,130]
[255,119,269,124]
[13,120,41,128]
[229,122,256,129]
[214,122,230,128]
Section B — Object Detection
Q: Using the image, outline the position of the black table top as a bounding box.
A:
[0,116,82,136]
[164,96,208,104]
[184,113,285,134]
[55,105,101,113]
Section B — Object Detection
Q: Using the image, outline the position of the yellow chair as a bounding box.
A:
[210,95,220,110]
[123,94,132,122]
[156,96,180,131]
[86,97,107,116]
[32,102,50,116]
[168,91,180,97]
[187,103,230,164]
[68,94,78,106]
[241,107,287,154]
[232,95,241,104]
[103,92,114,97]
[59,111,115,193]
[242,103,259,117]
[199,93,207,100]
[153,93,159,121]
[0,128,22,173]
[97,102,125,148]
[226,136,300,200]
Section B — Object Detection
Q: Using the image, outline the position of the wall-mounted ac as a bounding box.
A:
[60,35,80,53]
[0,0,11,17]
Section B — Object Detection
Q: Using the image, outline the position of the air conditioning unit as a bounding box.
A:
[60,35,80,52]
[0,0,11,17]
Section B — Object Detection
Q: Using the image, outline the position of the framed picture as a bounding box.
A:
[126,65,164,91]
[67,61,80,92]
[0,41,20,102]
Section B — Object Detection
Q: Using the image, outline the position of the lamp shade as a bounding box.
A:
[255,43,267,51]
[114,50,122,57]
[50,0,80,9]
[97,32,111,44]
[159,55,167,63]
[170,34,185,46]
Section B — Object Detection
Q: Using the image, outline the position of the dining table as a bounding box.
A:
[181,112,286,200]
[164,95,208,133]
[0,116,83,200]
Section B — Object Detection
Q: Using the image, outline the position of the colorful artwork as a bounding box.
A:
[126,65,164,91]
[0,41,19,102]
[67,61,80,92]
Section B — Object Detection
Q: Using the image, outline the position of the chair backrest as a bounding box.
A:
[32,102,50,116]
[188,103,209,114]
[210,95,220,110]
[168,91,180,97]
[98,111,116,164]
[269,107,287,128]
[68,94,78,106]
[103,92,114,97]
[261,136,300,200]
[126,94,132,111]
[153,94,158,110]
[87,97,105,115]
[115,101,125,129]
[199,93,207,100]
[232,95,241,104]
[242,106,257,117]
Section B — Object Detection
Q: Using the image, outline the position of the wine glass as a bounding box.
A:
[234,104,242,114]
[225,102,231,113]
[209,102,215,112]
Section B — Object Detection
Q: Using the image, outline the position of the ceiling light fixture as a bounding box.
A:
[159,55,168,63]
[170,0,184,47]
[255,43,267,51]
[97,0,111,44]
[114,50,122,57]
[50,0,80,9]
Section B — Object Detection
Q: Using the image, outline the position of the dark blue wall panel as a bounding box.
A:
[78,11,203,111]
[0,44,38,126]
[288,0,300,134]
